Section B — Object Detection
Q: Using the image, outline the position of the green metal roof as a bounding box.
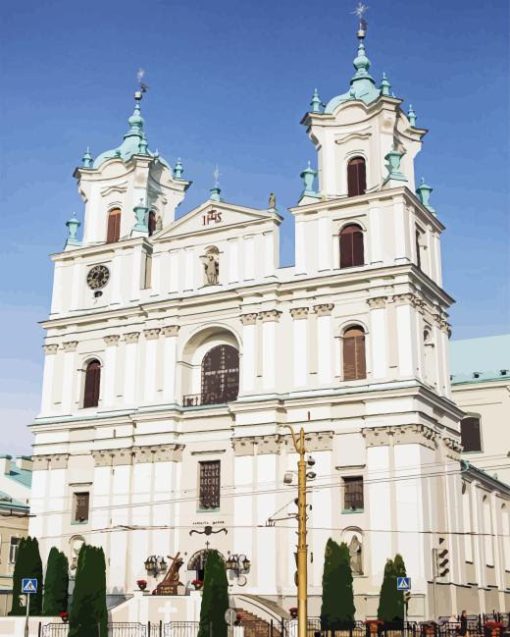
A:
[6,465,32,489]
[0,491,29,513]
[450,334,510,385]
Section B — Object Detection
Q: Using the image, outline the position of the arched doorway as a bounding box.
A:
[201,344,239,404]
[187,549,225,583]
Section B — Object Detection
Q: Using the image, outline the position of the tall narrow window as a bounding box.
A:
[199,461,221,510]
[73,492,90,523]
[415,230,422,269]
[343,326,366,380]
[340,224,364,268]
[347,157,366,197]
[201,345,239,404]
[9,537,20,564]
[106,208,121,243]
[83,359,101,408]
[148,211,157,237]
[143,253,152,289]
[343,476,364,511]
[460,416,482,452]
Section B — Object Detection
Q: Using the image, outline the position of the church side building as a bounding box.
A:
[28,21,510,621]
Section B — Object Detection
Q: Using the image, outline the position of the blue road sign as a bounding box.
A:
[397,577,411,591]
[21,578,38,594]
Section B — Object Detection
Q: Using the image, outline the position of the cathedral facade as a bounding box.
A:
[28,22,509,622]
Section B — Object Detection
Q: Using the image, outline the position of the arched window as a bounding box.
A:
[347,157,366,197]
[201,345,239,405]
[106,208,121,243]
[460,415,482,452]
[340,224,364,268]
[83,359,101,408]
[343,326,366,380]
[148,211,157,237]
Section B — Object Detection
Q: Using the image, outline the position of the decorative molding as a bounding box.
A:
[391,293,425,313]
[104,335,120,347]
[100,181,128,197]
[161,325,180,337]
[240,313,258,326]
[335,129,372,144]
[124,332,140,344]
[62,341,78,352]
[314,303,334,317]
[32,454,70,470]
[144,328,161,340]
[259,310,282,323]
[367,296,387,309]
[290,307,309,320]
[442,435,462,461]
[92,444,185,467]
[232,431,334,457]
[362,424,437,451]
[44,344,59,355]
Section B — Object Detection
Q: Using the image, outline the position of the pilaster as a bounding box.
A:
[162,325,180,403]
[123,332,140,405]
[62,340,78,412]
[240,314,258,392]
[143,328,161,403]
[290,307,309,387]
[103,335,120,406]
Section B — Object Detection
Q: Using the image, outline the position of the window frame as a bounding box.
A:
[347,156,367,197]
[342,326,367,381]
[83,359,101,408]
[9,536,20,564]
[198,460,221,512]
[460,415,483,453]
[342,476,364,512]
[72,491,90,524]
[106,208,121,243]
[339,223,365,269]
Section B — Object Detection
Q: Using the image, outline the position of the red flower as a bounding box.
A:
[136,579,147,586]
[59,611,69,623]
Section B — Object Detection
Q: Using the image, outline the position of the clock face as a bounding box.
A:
[86,265,110,290]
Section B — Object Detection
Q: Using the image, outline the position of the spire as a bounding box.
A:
[310,88,323,114]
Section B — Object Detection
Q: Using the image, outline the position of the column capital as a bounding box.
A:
[143,328,161,340]
[240,313,258,326]
[313,303,334,317]
[289,307,309,320]
[161,325,180,337]
[367,296,388,309]
[43,343,59,355]
[124,332,140,344]
[259,310,282,322]
[104,334,121,347]
[62,340,78,352]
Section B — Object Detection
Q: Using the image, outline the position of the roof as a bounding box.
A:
[450,335,510,385]
[0,491,29,513]
[6,465,32,489]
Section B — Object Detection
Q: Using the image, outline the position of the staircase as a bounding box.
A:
[234,608,283,637]
[232,595,290,637]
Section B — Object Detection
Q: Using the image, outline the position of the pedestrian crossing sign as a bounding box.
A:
[21,578,38,594]
[397,577,411,591]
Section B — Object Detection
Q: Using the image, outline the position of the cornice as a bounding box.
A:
[32,453,70,470]
[232,430,334,456]
[92,444,185,467]
[362,423,438,451]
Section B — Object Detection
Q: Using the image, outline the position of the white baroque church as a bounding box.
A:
[28,17,509,623]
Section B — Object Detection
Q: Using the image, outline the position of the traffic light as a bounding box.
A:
[433,539,450,578]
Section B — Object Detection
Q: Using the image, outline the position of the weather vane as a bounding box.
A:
[135,68,149,101]
[352,2,369,39]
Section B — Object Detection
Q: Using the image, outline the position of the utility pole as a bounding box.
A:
[282,426,315,637]
[24,593,30,637]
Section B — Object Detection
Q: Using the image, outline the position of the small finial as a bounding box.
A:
[135,68,149,101]
[352,2,369,40]
[173,157,184,179]
[408,104,417,127]
[310,88,323,114]
[300,161,318,195]
[380,72,391,97]
[65,213,81,248]
[416,177,435,213]
[82,147,93,168]
[138,137,148,154]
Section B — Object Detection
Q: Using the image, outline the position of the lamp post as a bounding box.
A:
[281,425,315,637]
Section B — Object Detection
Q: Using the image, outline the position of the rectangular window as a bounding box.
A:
[143,253,152,289]
[461,417,482,452]
[9,537,20,564]
[199,461,220,510]
[73,492,90,523]
[343,476,364,511]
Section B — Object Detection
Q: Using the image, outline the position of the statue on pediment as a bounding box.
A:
[268,192,276,210]
[201,246,220,286]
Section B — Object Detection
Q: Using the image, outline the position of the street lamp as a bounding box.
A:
[144,555,168,578]
[225,552,251,586]
[280,425,314,637]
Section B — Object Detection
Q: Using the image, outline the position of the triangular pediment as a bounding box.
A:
[155,199,282,241]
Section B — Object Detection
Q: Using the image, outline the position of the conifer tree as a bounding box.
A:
[392,554,407,627]
[377,558,396,624]
[43,547,69,616]
[9,537,43,616]
[69,545,108,637]
[320,539,356,630]
[198,550,229,637]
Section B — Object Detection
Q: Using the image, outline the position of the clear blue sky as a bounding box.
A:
[0,0,508,454]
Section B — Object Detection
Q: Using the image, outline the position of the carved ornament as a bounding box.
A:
[240,313,258,326]
[161,325,180,337]
[124,332,140,344]
[104,335,120,347]
[144,328,161,340]
[62,341,78,352]
[92,444,185,467]
[32,454,70,470]
[367,296,387,309]
[362,424,437,451]
[44,344,59,355]
[289,307,309,320]
[259,310,282,323]
[232,431,334,457]
[314,303,334,317]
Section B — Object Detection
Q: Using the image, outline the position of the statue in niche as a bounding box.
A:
[268,192,276,209]
[200,246,220,286]
[349,535,363,575]
[155,214,163,232]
